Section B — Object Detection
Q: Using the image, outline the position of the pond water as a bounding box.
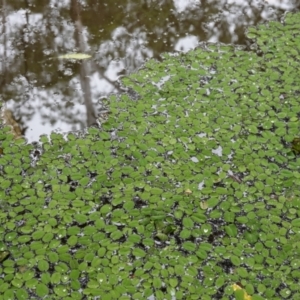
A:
[1,0,299,142]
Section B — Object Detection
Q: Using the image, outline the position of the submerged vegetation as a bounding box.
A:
[0,11,300,300]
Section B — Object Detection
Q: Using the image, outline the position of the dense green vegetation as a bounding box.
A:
[0,11,300,300]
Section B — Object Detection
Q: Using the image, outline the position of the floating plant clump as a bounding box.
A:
[0,11,300,300]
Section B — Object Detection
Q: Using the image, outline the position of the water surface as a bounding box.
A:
[0,0,299,142]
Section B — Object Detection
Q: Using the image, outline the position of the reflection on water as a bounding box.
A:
[0,0,299,142]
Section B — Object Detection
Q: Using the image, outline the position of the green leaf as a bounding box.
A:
[291,218,300,228]
[169,277,178,288]
[38,260,49,272]
[244,231,259,244]
[132,248,146,258]
[234,289,247,300]
[225,224,238,237]
[182,217,194,229]
[36,283,49,297]
[182,241,196,251]
[231,255,241,266]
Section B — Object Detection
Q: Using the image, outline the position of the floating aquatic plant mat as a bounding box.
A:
[0,11,300,300]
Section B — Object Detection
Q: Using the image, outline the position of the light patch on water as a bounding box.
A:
[173,0,200,13]
[212,145,222,157]
[174,35,199,53]
[198,181,205,190]
[191,156,199,163]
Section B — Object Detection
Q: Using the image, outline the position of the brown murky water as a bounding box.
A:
[0,0,299,142]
